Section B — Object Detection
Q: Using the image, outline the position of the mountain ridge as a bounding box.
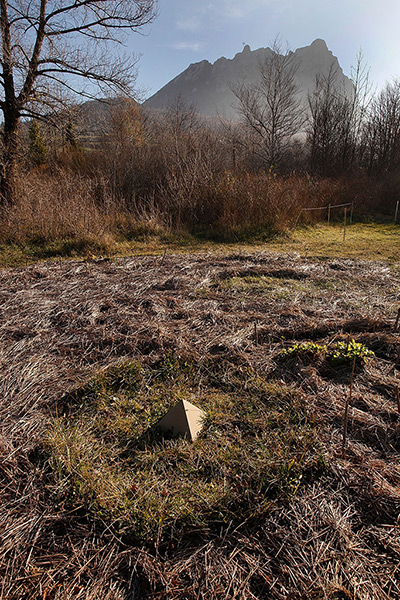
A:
[145,39,353,120]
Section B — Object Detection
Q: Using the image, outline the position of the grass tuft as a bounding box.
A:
[46,355,323,547]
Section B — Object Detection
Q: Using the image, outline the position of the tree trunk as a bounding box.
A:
[0,111,20,207]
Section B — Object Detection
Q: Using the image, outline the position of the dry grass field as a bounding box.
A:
[1,237,400,599]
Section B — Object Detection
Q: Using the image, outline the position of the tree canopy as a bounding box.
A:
[0,0,157,203]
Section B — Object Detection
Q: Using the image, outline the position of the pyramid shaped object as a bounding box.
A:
[157,400,205,441]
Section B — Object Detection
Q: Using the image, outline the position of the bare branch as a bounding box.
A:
[0,0,157,204]
[232,38,304,170]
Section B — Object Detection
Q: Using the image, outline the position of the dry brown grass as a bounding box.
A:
[0,251,399,599]
[0,167,378,252]
[0,168,167,248]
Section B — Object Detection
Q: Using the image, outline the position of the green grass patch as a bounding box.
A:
[193,223,280,243]
[0,222,399,268]
[281,222,400,263]
[45,355,324,547]
[218,274,341,304]
[219,274,305,298]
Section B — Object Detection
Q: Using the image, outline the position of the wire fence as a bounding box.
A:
[293,202,353,230]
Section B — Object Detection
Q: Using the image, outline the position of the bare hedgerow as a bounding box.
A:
[0,167,167,247]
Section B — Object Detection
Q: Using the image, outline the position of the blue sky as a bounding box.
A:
[128,0,400,99]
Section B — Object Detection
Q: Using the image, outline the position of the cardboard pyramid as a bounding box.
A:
[157,399,205,441]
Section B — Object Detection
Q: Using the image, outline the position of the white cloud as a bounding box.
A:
[214,0,290,18]
[170,41,202,51]
[176,16,201,32]
[223,6,244,19]
[177,1,278,26]
[172,0,288,43]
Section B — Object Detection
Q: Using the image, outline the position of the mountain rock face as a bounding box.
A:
[145,39,353,120]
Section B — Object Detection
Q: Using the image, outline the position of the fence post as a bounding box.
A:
[343,207,347,242]
[395,200,399,223]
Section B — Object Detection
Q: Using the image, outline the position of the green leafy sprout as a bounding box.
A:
[327,339,375,366]
[278,342,327,359]
[279,339,374,367]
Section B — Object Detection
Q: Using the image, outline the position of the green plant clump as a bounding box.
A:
[279,342,327,359]
[327,339,374,366]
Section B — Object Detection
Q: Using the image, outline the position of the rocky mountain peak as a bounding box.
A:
[310,38,329,50]
[145,40,352,120]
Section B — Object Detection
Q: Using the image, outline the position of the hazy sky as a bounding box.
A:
[129,0,400,99]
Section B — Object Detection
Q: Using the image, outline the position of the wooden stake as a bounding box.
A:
[342,355,356,457]
[328,203,331,224]
[343,207,347,242]
[395,200,399,223]
[394,307,400,330]
[388,344,400,375]
[254,321,259,346]
[395,345,400,368]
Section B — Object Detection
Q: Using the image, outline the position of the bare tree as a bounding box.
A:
[345,50,371,170]
[307,52,370,176]
[232,39,304,171]
[364,79,400,173]
[0,0,157,204]
[307,67,349,175]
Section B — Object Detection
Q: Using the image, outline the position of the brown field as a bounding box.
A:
[1,248,400,599]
